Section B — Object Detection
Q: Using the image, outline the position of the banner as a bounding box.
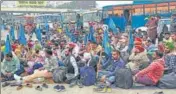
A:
[16,1,47,7]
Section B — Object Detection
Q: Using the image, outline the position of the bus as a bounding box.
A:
[61,11,77,23]
[35,14,62,24]
[83,10,102,22]
[35,14,63,31]
[102,1,176,29]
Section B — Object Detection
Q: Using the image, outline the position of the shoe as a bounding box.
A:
[106,87,112,93]
[93,87,103,92]
[35,86,42,91]
[2,82,10,87]
[153,91,164,94]
[17,85,23,90]
[97,84,106,89]
[1,79,7,82]
[69,81,76,88]
[42,83,48,88]
[96,82,106,88]
[54,85,61,92]
[77,81,83,88]
[93,87,107,93]
[1,76,15,82]
[25,83,33,88]
[60,85,66,92]
[7,77,15,81]
[14,74,22,82]
[1,78,9,82]
[10,82,22,87]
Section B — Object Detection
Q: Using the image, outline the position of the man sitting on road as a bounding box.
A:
[1,52,24,82]
[14,49,58,83]
[134,50,164,86]
[97,50,125,87]
[63,47,79,88]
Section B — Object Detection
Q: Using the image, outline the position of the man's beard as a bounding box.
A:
[165,50,170,54]
[65,54,69,56]
[152,56,156,60]
[166,37,169,40]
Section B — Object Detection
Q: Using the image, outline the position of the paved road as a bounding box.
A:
[1,84,176,94]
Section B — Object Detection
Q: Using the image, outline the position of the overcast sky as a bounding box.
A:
[96,1,133,8]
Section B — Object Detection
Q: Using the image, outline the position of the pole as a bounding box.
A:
[168,2,170,13]
[155,3,157,14]
[0,0,2,91]
[0,1,1,52]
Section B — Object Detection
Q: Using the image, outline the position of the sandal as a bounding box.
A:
[1,78,9,82]
[25,83,33,88]
[17,85,23,90]
[42,83,48,88]
[93,88,102,92]
[10,82,22,87]
[93,87,107,93]
[60,85,66,92]
[153,91,164,94]
[2,82,10,87]
[54,85,61,92]
[35,86,42,91]
[106,87,112,93]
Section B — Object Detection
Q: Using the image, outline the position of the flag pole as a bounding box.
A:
[96,49,103,78]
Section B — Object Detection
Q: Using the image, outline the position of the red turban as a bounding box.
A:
[68,42,76,48]
[135,45,144,52]
[134,37,142,45]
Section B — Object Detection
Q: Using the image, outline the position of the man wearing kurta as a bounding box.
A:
[1,52,24,81]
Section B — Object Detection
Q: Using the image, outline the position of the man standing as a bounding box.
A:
[145,17,158,43]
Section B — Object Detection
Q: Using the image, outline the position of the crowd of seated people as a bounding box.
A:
[1,22,176,92]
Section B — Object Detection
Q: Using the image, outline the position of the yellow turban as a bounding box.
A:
[98,28,103,33]
[1,46,5,52]
[57,28,62,33]
[15,48,21,57]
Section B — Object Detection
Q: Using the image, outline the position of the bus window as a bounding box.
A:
[157,3,168,14]
[144,4,156,15]
[114,9,123,16]
[170,2,176,12]
[132,8,143,15]
[102,11,108,19]
[108,11,113,15]
[132,5,144,15]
